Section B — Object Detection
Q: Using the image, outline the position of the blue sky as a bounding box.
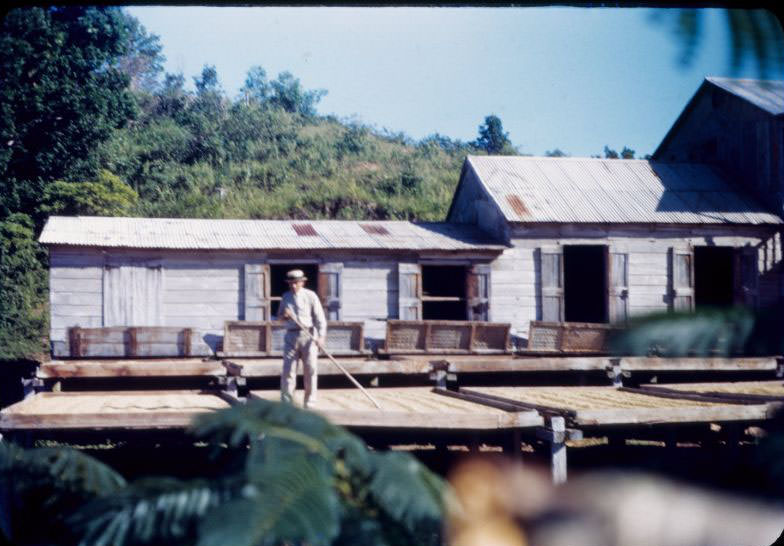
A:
[126,6,783,158]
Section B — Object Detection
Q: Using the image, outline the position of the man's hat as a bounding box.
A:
[286,269,307,283]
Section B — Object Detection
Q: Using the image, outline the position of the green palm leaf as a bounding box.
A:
[197,455,341,546]
[70,476,237,546]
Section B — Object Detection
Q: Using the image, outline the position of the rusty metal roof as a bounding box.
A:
[707,77,784,116]
[39,217,506,251]
[465,155,782,225]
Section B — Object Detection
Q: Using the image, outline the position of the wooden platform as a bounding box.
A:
[459,386,774,426]
[248,387,543,430]
[223,357,433,378]
[638,381,784,403]
[38,359,226,379]
[0,391,233,430]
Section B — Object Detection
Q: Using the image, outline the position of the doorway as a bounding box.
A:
[269,263,319,318]
[421,265,468,320]
[694,247,734,308]
[563,245,607,323]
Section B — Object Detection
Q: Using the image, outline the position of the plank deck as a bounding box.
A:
[223,358,432,377]
[248,387,542,430]
[461,386,774,426]
[620,357,779,372]
[0,391,232,430]
[38,359,226,379]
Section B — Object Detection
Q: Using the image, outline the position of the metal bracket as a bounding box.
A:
[429,360,457,389]
[21,377,45,399]
[217,375,246,397]
[606,358,631,387]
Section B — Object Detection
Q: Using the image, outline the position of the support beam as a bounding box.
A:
[549,416,567,485]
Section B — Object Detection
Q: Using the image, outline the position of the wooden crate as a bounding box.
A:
[527,321,618,353]
[222,321,365,357]
[382,320,511,354]
[68,327,193,358]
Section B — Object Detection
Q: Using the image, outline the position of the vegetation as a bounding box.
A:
[0,398,447,545]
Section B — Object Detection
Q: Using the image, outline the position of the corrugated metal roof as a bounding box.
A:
[38,217,506,251]
[466,155,782,225]
[707,77,784,116]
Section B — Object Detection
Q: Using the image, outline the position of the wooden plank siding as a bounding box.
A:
[486,225,782,346]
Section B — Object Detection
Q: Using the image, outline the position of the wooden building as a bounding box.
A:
[39,76,784,353]
[39,218,503,356]
[654,77,784,216]
[447,155,783,343]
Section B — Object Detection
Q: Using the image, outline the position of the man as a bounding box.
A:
[278,269,327,408]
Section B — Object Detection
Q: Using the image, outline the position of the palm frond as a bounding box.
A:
[197,455,341,546]
[366,451,445,533]
[70,476,237,546]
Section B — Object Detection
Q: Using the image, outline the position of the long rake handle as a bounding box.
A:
[284,310,383,410]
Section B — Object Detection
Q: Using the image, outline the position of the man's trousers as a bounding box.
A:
[281,330,318,405]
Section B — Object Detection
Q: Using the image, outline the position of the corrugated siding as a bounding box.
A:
[467,156,782,225]
[707,77,784,116]
[38,217,505,251]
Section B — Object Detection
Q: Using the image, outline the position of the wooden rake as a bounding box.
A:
[283,309,383,410]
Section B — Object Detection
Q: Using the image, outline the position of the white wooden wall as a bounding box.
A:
[492,225,783,346]
[48,249,410,356]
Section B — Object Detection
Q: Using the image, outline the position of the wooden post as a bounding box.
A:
[69,327,83,358]
[182,328,192,357]
[507,429,522,461]
[549,416,567,485]
[127,327,138,358]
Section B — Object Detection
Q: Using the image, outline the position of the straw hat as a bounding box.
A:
[286,269,308,283]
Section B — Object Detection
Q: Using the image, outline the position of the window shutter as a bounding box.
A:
[608,252,629,324]
[669,247,694,311]
[397,262,422,320]
[467,263,491,321]
[734,247,759,308]
[539,247,564,322]
[244,263,270,321]
[318,263,342,320]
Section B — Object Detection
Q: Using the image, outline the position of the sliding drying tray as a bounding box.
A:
[453,385,778,427]
[249,387,542,430]
[0,390,236,431]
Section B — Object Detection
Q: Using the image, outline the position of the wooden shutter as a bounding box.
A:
[397,262,422,320]
[467,263,491,321]
[669,247,694,311]
[244,263,270,321]
[734,247,759,308]
[318,263,342,320]
[608,252,629,324]
[539,247,564,322]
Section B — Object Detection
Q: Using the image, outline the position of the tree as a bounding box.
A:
[269,71,327,117]
[114,13,165,94]
[545,148,568,157]
[0,214,48,360]
[240,65,271,104]
[473,115,513,155]
[621,146,635,159]
[0,7,136,217]
[38,170,138,217]
[603,146,619,159]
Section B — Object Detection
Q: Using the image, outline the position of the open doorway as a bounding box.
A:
[694,247,734,308]
[269,263,319,318]
[563,245,607,323]
[421,265,468,320]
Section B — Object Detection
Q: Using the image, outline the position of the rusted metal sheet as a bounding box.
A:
[38,217,505,251]
[466,155,782,225]
[527,321,618,354]
[222,321,365,357]
[382,320,511,354]
[67,327,194,358]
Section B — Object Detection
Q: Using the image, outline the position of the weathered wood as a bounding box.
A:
[67,326,194,358]
[222,321,365,357]
[638,380,784,403]
[548,416,567,484]
[248,387,543,429]
[38,359,225,379]
[221,357,432,378]
[620,356,779,371]
[0,391,231,430]
[382,320,510,354]
[527,321,618,353]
